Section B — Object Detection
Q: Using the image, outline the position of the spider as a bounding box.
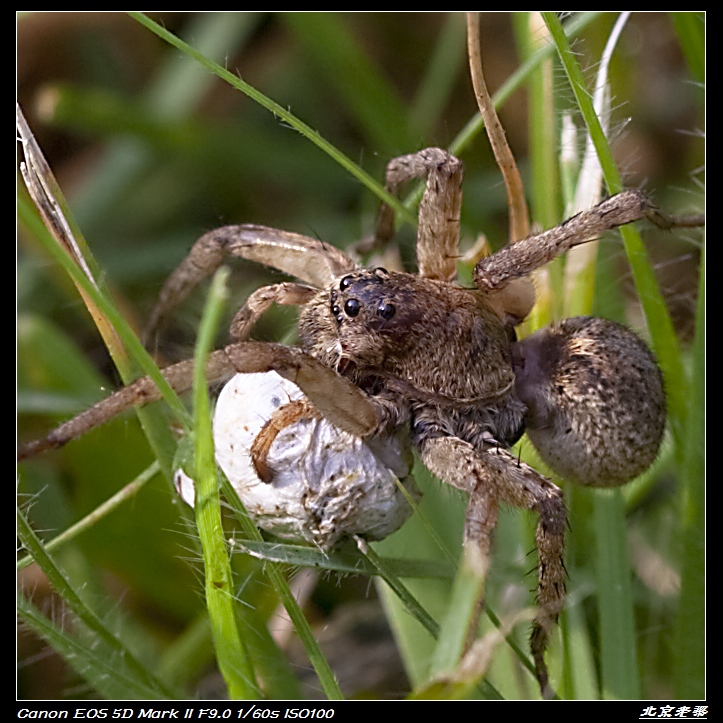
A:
[17,143,704,697]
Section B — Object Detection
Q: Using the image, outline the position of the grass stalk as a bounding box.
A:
[127,12,415,229]
[673,245,705,699]
[17,461,160,571]
[219,478,345,700]
[190,267,261,699]
[17,508,176,699]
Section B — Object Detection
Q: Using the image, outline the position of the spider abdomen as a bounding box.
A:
[511,316,666,487]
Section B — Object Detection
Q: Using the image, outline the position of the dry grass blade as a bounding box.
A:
[17,104,128,370]
[17,106,97,285]
[466,12,529,242]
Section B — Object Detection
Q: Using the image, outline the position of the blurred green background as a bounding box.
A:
[17,12,704,700]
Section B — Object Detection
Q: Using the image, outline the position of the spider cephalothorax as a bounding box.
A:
[305,269,512,390]
[301,267,527,453]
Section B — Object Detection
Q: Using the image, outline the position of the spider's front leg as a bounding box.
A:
[17,339,382,461]
[146,224,357,339]
[420,435,566,698]
[221,342,382,439]
[18,281,373,460]
[18,225,364,461]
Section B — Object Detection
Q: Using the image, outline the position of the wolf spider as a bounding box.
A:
[18,145,703,697]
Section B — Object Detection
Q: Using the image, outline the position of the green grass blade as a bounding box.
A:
[127,12,414,228]
[449,12,603,158]
[282,12,412,153]
[70,12,263,235]
[236,539,454,579]
[541,12,640,700]
[356,537,440,639]
[592,490,640,699]
[220,477,345,700]
[559,596,599,699]
[428,548,484,676]
[392,13,604,222]
[409,13,467,140]
[669,12,705,86]
[17,191,191,430]
[514,12,559,231]
[157,614,215,692]
[188,268,302,699]
[191,267,261,699]
[146,12,263,119]
[17,189,186,479]
[17,508,176,699]
[513,12,562,329]
[540,14,621,188]
[18,593,169,700]
[674,244,705,698]
[17,461,160,571]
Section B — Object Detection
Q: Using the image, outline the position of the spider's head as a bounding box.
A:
[300,267,422,377]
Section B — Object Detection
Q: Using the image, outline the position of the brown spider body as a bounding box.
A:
[299,268,527,452]
[17,146,701,699]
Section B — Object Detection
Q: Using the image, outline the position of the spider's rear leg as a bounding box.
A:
[146,224,357,339]
[474,189,705,295]
[420,436,565,698]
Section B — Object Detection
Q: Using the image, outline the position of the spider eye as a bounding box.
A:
[377,301,396,320]
[339,275,354,291]
[373,267,389,277]
[344,298,361,317]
